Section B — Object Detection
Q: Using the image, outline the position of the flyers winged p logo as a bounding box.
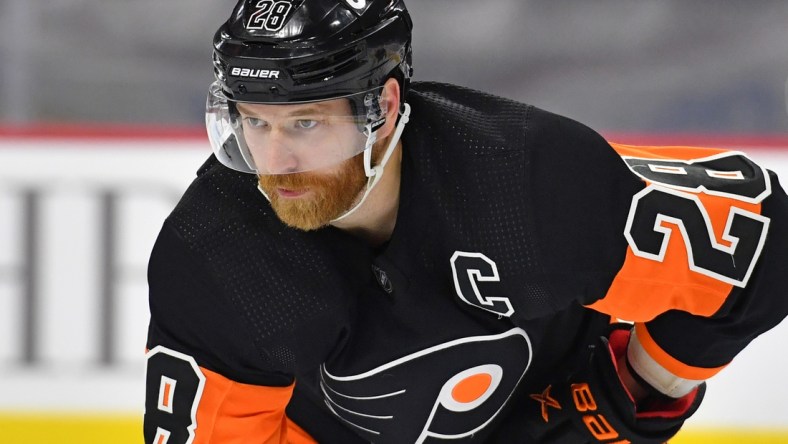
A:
[320,328,532,443]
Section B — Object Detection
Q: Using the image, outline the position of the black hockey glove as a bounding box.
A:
[523,325,705,444]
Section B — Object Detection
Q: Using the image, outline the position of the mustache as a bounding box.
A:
[258,154,367,190]
[258,171,328,189]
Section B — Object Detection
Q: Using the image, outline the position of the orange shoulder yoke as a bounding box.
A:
[587,143,763,322]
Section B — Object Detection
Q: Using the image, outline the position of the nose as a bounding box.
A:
[257,131,299,175]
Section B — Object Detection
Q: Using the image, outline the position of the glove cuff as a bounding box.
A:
[626,325,708,398]
[590,325,706,441]
[606,327,704,420]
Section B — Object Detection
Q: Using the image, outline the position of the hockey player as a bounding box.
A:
[144,1,788,442]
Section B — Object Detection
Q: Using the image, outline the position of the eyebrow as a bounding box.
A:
[236,102,332,118]
[286,106,330,117]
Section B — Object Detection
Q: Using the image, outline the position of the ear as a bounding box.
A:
[376,77,401,140]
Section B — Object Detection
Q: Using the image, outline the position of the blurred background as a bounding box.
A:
[1,0,788,132]
[1,1,787,443]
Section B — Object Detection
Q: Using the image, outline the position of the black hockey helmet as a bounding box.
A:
[206,0,413,175]
[212,0,413,104]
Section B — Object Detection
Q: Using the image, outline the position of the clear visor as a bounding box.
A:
[206,81,386,175]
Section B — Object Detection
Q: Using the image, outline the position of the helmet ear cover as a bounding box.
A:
[349,89,387,135]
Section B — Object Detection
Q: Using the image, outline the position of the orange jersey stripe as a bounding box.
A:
[193,367,316,444]
[635,323,727,380]
[606,143,731,162]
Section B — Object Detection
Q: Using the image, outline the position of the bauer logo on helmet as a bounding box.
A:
[229,67,281,79]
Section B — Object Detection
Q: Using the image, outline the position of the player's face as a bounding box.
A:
[238,98,375,230]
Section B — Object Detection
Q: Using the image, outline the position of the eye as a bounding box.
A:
[244,117,268,129]
[296,119,318,129]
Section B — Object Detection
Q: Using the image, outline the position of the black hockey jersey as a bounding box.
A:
[145,82,788,443]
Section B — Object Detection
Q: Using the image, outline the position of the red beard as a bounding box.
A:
[258,154,367,230]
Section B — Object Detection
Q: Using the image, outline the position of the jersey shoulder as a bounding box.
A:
[404,83,644,318]
[167,155,272,245]
[149,157,364,383]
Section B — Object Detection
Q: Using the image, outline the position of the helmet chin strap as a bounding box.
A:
[256,103,411,223]
[331,102,411,223]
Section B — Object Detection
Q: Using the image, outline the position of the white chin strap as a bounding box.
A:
[331,103,411,223]
[256,103,411,223]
